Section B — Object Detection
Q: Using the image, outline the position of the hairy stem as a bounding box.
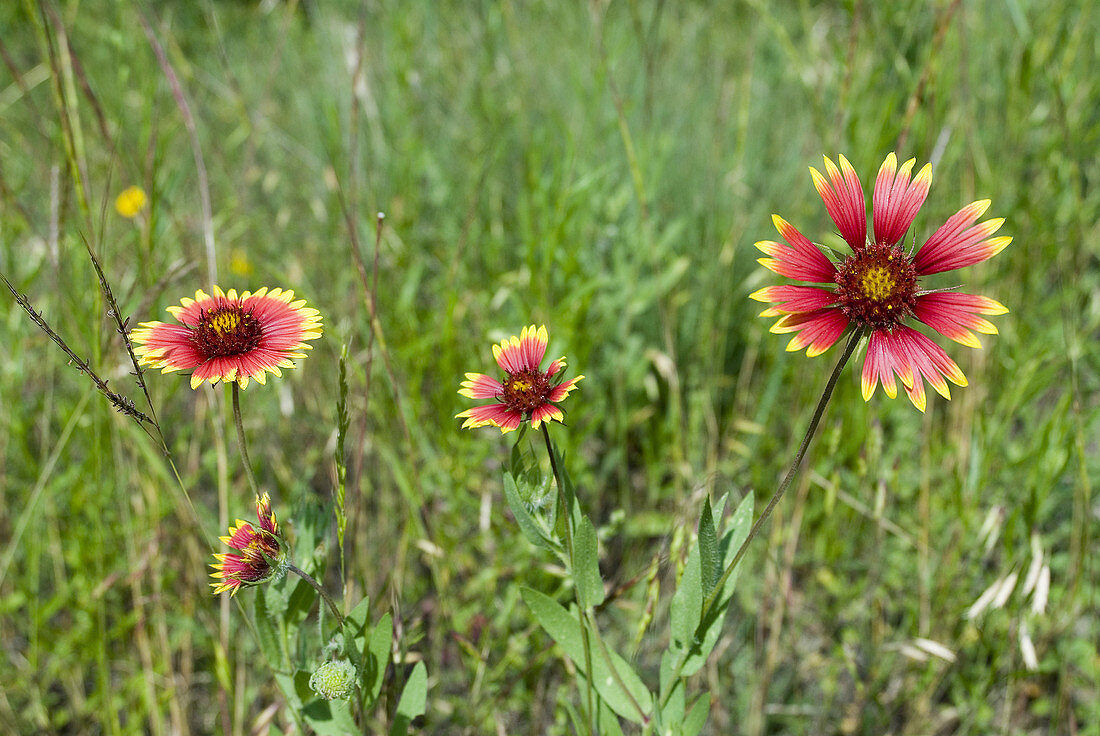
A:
[287,563,345,628]
[231,382,260,499]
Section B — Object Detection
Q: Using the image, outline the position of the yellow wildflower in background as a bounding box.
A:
[115,186,148,219]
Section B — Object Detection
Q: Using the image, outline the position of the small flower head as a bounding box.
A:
[456,324,584,433]
[115,186,148,219]
[210,493,289,596]
[131,286,323,389]
[309,659,357,700]
[751,153,1010,411]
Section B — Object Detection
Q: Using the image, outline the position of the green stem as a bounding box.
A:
[659,327,865,710]
[541,423,597,735]
[231,382,261,498]
[287,562,345,628]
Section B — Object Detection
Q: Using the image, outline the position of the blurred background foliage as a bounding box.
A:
[0,0,1097,733]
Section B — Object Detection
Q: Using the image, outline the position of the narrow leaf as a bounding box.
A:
[574,514,605,608]
[503,472,553,550]
[367,612,392,702]
[521,587,651,723]
[389,661,427,736]
[658,650,685,727]
[680,492,754,677]
[254,588,285,667]
[682,693,711,736]
[698,497,719,599]
[303,698,358,735]
[668,493,729,651]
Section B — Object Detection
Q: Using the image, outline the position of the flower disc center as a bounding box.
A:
[191,304,264,358]
[502,369,551,413]
[834,243,917,329]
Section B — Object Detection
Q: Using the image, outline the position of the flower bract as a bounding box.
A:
[751,153,1010,411]
[457,324,584,433]
[210,493,289,596]
[131,286,323,389]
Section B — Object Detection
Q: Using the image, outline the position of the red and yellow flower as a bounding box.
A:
[210,493,288,596]
[131,286,322,389]
[457,325,584,433]
[751,153,1010,411]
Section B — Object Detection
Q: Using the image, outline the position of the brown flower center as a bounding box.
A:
[190,304,263,358]
[834,243,917,330]
[502,369,551,413]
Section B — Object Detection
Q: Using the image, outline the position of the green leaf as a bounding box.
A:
[503,471,554,550]
[705,491,754,621]
[680,492,754,677]
[520,587,651,723]
[658,650,685,727]
[345,596,371,636]
[342,596,370,674]
[254,587,285,668]
[366,612,392,703]
[574,514,605,608]
[669,494,729,653]
[389,661,427,736]
[698,497,719,600]
[682,694,711,736]
[273,673,304,713]
[547,438,577,511]
[303,697,358,735]
[285,574,317,629]
[667,493,756,679]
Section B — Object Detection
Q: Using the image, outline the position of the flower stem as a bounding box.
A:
[700,327,865,620]
[231,382,261,498]
[659,327,865,711]
[540,423,597,735]
[287,562,345,628]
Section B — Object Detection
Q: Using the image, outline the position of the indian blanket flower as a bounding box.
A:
[210,492,289,596]
[131,286,323,389]
[750,153,1010,411]
[457,324,584,433]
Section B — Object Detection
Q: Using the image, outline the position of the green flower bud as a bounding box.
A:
[309,659,356,700]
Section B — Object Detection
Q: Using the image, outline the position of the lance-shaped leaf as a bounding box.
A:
[521,587,651,723]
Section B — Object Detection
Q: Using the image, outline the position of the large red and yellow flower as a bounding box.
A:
[210,493,289,596]
[131,286,322,389]
[751,153,1010,411]
[457,325,584,433]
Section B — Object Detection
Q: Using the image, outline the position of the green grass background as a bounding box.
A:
[1,0,1097,733]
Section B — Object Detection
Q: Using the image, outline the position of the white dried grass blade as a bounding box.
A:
[898,643,929,662]
[966,577,1002,620]
[991,570,1018,610]
[1019,622,1039,671]
[913,638,957,663]
[978,506,1004,553]
[1031,564,1050,615]
[1023,544,1043,597]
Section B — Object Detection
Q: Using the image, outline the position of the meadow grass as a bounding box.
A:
[1,0,1097,733]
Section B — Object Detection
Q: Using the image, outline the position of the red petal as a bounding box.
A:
[810,155,867,251]
[872,153,933,247]
[914,292,1007,348]
[913,200,1011,274]
[770,309,850,357]
[750,284,840,317]
[459,372,504,399]
[755,215,837,282]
